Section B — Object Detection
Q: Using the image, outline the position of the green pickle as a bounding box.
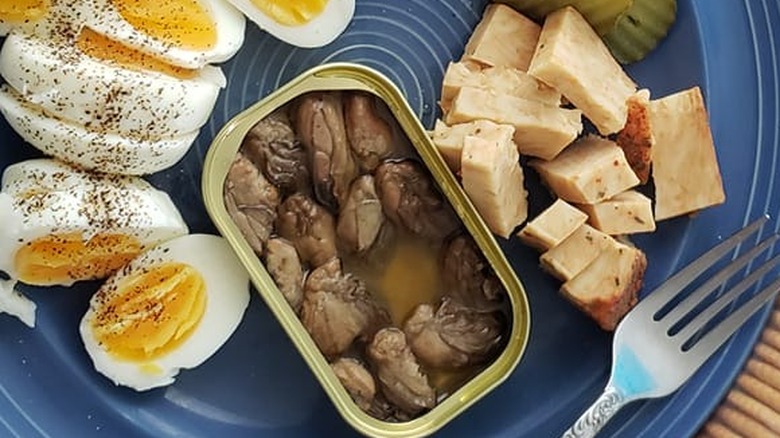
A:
[498,0,678,64]
[604,0,678,64]
[497,0,632,35]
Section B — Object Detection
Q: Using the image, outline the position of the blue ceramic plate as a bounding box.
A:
[0,0,778,436]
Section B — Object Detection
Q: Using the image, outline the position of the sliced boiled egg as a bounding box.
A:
[0,30,226,139]
[75,0,246,69]
[0,0,50,35]
[0,158,189,287]
[0,86,199,176]
[80,234,250,391]
[226,0,354,48]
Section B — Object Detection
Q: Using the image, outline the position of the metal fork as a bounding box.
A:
[562,215,780,438]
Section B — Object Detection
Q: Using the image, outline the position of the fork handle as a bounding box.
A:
[561,385,627,438]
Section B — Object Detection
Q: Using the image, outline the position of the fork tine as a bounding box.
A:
[674,253,780,343]
[687,275,780,360]
[661,234,780,329]
[639,216,769,312]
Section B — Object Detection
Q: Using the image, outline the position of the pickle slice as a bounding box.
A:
[497,0,632,35]
[603,0,677,64]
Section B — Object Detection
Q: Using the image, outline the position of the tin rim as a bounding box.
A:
[202,62,531,438]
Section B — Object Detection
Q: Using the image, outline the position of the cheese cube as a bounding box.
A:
[431,119,514,171]
[517,198,587,251]
[530,136,640,204]
[648,87,726,221]
[616,89,654,184]
[540,224,612,281]
[440,62,561,113]
[447,87,582,160]
[461,131,528,238]
[577,190,656,235]
[528,6,637,135]
[561,241,647,331]
[463,4,541,71]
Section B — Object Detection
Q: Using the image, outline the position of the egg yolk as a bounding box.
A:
[76,28,199,80]
[90,262,207,361]
[252,0,328,26]
[110,0,217,50]
[0,0,49,23]
[14,233,142,286]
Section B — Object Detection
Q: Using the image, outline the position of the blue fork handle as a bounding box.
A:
[561,386,628,438]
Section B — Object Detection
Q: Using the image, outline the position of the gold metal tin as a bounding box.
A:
[202,63,531,437]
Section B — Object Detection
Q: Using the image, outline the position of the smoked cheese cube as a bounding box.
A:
[517,198,587,251]
[463,3,541,71]
[577,190,656,235]
[461,130,528,238]
[431,119,514,171]
[530,135,640,204]
[540,223,612,281]
[440,62,561,113]
[561,240,647,331]
[648,86,726,221]
[528,6,637,135]
[447,86,582,160]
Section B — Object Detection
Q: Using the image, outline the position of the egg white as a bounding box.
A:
[80,234,250,391]
[0,279,36,328]
[0,31,226,139]
[76,0,246,69]
[228,0,354,48]
[0,86,199,176]
[0,158,189,284]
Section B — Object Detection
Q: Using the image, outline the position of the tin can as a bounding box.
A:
[202,62,530,437]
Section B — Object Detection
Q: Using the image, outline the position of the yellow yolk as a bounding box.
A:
[110,0,217,50]
[90,262,207,361]
[77,28,199,80]
[252,0,328,26]
[0,0,49,23]
[15,233,142,286]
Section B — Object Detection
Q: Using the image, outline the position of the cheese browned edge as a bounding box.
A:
[561,241,647,331]
[648,86,726,221]
[528,6,637,135]
[617,89,654,184]
[462,3,541,71]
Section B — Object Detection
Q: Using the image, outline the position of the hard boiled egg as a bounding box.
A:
[0,86,199,176]
[0,0,50,35]
[0,158,189,287]
[0,30,226,139]
[80,234,250,391]
[72,0,246,69]
[226,0,354,48]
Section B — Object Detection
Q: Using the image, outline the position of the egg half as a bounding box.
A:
[0,0,50,36]
[0,30,226,139]
[227,0,354,48]
[80,234,250,391]
[71,0,246,69]
[0,159,189,287]
[0,86,201,176]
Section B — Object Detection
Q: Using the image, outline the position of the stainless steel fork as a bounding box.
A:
[562,215,780,438]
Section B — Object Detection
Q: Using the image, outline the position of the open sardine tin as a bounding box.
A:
[202,63,531,437]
